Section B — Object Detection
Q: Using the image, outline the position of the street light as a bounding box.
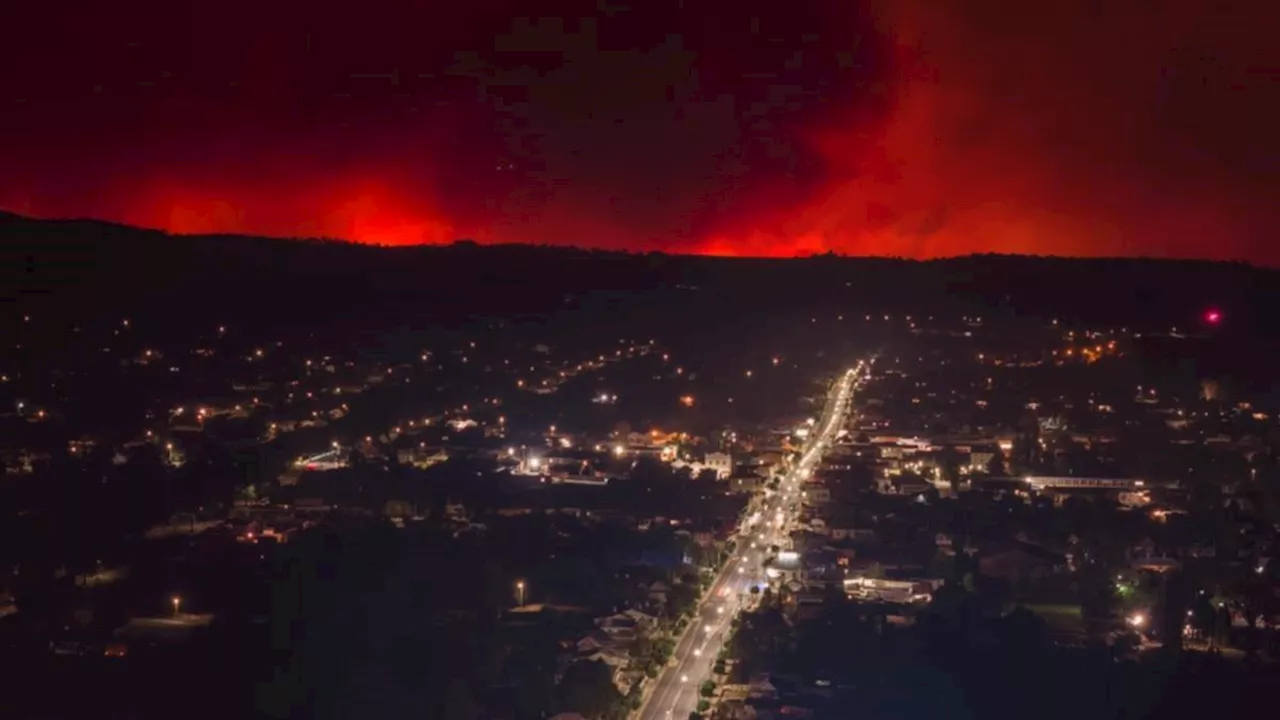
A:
[516,580,526,607]
[171,596,182,617]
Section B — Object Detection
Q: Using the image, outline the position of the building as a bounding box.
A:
[396,446,448,468]
[729,468,765,493]
[802,484,831,504]
[1023,476,1144,491]
[705,452,733,479]
[765,550,805,585]
[843,577,939,604]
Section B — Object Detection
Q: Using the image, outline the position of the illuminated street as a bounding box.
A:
[638,362,863,720]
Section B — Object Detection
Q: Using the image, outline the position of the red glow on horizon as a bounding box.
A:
[1,0,1276,262]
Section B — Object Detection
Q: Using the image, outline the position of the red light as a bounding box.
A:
[1205,310,1222,324]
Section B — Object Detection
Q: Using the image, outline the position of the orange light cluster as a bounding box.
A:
[1054,340,1119,364]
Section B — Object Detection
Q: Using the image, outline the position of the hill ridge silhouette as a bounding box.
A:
[2,211,1275,341]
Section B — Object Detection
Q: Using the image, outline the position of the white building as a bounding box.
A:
[1024,476,1143,491]
[705,452,732,479]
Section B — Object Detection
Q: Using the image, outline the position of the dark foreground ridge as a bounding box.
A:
[2,210,1277,338]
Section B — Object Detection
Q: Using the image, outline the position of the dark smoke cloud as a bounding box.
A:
[1,0,1276,261]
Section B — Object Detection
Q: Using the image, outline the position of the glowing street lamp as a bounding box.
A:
[516,580,526,607]
[171,596,182,617]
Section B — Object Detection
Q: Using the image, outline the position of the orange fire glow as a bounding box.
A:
[1,0,1275,261]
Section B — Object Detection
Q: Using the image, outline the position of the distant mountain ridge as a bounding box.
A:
[0,209,1262,266]
[2,211,1276,339]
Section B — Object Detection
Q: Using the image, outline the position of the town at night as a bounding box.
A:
[2,2,1279,719]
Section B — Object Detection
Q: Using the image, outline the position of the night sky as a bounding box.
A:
[3,0,1277,260]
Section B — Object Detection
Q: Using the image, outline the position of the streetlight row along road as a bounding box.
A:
[637,362,865,720]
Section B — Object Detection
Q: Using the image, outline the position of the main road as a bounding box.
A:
[637,362,864,720]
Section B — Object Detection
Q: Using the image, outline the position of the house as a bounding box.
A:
[576,630,613,655]
[396,446,448,468]
[705,452,733,479]
[729,469,765,493]
[622,608,658,632]
[828,525,875,542]
[585,645,631,670]
[113,614,215,648]
[692,528,718,547]
[594,613,641,645]
[968,447,997,472]
[647,581,669,606]
[789,529,830,554]
[802,484,831,504]
[748,674,779,699]
[383,499,417,519]
[793,590,827,621]
[880,474,932,496]
[766,551,805,585]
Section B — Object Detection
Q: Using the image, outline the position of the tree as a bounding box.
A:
[926,550,957,581]
[558,660,623,719]
[1112,631,1140,659]
[443,679,481,720]
[920,581,983,662]
[1012,414,1041,471]
[667,582,698,619]
[998,606,1049,658]
[652,636,676,664]
[1076,563,1118,633]
[700,679,716,697]
[986,453,1007,477]
[732,606,790,671]
[237,483,262,504]
[937,447,963,485]
[630,634,653,663]
[507,622,558,717]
